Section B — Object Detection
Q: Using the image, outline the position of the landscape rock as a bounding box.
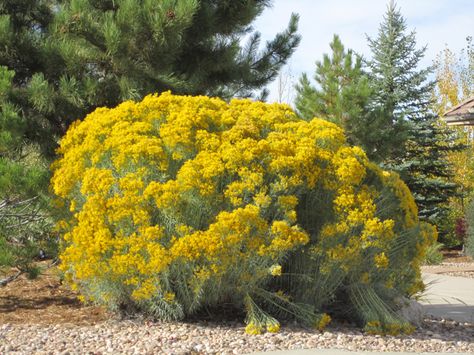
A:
[0,318,473,354]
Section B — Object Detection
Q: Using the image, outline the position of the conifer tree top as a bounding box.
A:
[367,0,433,118]
[0,0,301,155]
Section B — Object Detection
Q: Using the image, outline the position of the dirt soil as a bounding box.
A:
[1,251,473,326]
[0,261,108,325]
[441,249,473,263]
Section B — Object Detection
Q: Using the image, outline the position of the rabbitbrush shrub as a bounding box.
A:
[51,92,436,335]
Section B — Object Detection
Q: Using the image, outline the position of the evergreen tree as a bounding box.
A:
[294,34,390,159]
[52,0,300,134]
[398,120,459,223]
[0,1,57,284]
[0,66,53,285]
[0,0,59,156]
[295,35,369,125]
[367,1,459,225]
[1,0,300,156]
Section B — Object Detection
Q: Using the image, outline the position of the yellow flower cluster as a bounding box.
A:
[245,322,264,335]
[52,93,313,302]
[365,320,415,336]
[269,264,282,277]
[315,314,332,331]
[51,92,435,333]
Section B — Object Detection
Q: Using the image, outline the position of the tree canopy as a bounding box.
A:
[367,1,458,226]
[1,0,301,155]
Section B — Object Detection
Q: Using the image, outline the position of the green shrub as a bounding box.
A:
[423,242,444,265]
[436,206,465,248]
[52,93,436,334]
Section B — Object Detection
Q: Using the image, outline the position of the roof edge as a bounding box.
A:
[444,96,474,116]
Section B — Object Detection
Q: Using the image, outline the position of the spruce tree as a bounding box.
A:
[367,1,458,226]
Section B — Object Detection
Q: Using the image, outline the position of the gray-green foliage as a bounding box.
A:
[423,242,443,265]
[367,1,459,228]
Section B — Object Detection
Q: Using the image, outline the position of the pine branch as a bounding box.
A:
[0,270,22,287]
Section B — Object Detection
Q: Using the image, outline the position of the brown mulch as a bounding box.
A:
[441,249,473,264]
[0,261,108,325]
[422,249,474,275]
[0,250,472,326]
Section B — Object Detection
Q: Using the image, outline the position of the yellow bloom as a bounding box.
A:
[245,322,263,335]
[316,314,331,331]
[163,292,176,303]
[51,91,432,331]
[269,264,282,276]
[266,320,281,333]
[361,272,370,284]
[374,252,389,268]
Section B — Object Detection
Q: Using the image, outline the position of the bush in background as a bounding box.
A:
[423,242,444,265]
[52,93,436,334]
[466,201,474,258]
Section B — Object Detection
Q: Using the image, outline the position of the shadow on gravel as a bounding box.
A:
[422,304,474,323]
[0,295,81,313]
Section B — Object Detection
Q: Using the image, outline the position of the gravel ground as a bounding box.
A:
[1,318,473,354]
[443,271,474,278]
[422,262,474,270]
[422,262,474,279]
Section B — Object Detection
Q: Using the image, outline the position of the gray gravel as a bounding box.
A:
[443,271,474,279]
[422,262,474,279]
[422,262,474,269]
[1,318,473,354]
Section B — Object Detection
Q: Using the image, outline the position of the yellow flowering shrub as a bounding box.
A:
[52,92,435,334]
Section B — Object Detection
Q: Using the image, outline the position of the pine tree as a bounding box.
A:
[0,0,59,156]
[51,0,300,128]
[295,35,399,161]
[367,1,459,226]
[0,2,57,284]
[1,0,301,156]
[0,66,52,285]
[295,35,367,124]
[294,34,390,159]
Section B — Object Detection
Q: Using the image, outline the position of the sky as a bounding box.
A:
[252,0,474,104]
